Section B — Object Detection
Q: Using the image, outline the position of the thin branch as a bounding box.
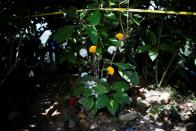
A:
[158,49,179,87]
[155,18,163,86]
[119,1,125,34]
[126,0,130,34]
[0,34,23,88]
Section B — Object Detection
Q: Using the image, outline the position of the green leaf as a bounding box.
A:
[79,11,87,20]
[94,84,108,95]
[107,99,119,115]
[109,0,116,6]
[113,91,130,105]
[63,53,77,64]
[66,6,78,19]
[88,10,101,26]
[112,81,129,91]
[91,106,98,115]
[74,86,84,96]
[109,38,119,46]
[95,94,110,109]
[83,88,93,96]
[160,43,175,52]
[74,87,92,97]
[84,25,98,43]
[80,97,94,110]
[114,63,135,70]
[118,69,139,86]
[150,32,157,45]
[54,25,75,44]
[148,49,158,61]
[133,14,142,19]
[104,12,117,20]
[137,45,151,53]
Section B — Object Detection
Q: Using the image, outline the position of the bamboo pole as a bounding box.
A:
[32,8,196,17]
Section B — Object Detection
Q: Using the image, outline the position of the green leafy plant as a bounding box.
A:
[74,78,131,115]
[72,32,139,115]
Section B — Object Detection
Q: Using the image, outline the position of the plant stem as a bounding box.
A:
[158,49,178,87]
[119,1,125,34]
[155,18,163,86]
[0,33,24,88]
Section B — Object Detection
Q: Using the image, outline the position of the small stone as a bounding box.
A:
[90,123,98,130]
[79,119,89,128]
[119,111,138,121]
[78,112,86,119]
[98,112,104,116]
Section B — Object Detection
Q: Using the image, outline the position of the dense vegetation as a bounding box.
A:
[0,0,195,130]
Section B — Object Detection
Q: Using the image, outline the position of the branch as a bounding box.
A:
[0,35,23,88]
[155,18,163,85]
[158,49,179,87]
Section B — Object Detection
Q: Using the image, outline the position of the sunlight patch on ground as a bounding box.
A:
[51,109,61,116]
[41,101,59,116]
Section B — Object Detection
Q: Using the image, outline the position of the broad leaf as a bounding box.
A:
[54,25,75,44]
[112,81,129,91]
[113,91,130,105]
[160,43,175,52]
[95,94,110,109]
[80,97,94,110]
[137,45,151,53]
[74,87,92,97]
[118,69,139,86]
[109,0,116,6]
[79,11,87,20]
[66,6,78,19]
[84,25,98,43]
[104,12,117,20]
[109,38,119,46]
[133,14,142,19]
[83,88,93,96]
[107,99,119,115]
[91,106,98,115]
[114,63,135,70]
[74,86,84,96]
[94,84,108,95]
[148,49,158,61]
[149,32,157,45]
[88,10,101,26]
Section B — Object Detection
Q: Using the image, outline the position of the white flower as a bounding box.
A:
[107,46,117,54]
[81,72,88,78]
[86,81,97,89]
[92,89,98,97]
[79,48,88,58]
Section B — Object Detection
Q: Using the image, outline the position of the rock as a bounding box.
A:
[160,92,170,104]
[136,100,150,114]
[79,119,89,128]
[119,111,138,121]
[78,112,86,119]
[143,89,171,104]
[89,123,98,130]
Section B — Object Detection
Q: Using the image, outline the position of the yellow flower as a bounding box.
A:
[107,66,114,75]
[89,45,97,54]
[115,33,124,41]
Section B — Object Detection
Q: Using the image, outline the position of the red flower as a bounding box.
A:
[68,97,76,107]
